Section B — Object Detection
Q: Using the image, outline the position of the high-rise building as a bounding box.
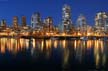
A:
[76,14,87,35]
[77,14,87,27]
[13,16,18,29]
[45,17,53,32]
[62,4,72,33]
[0,19,6,28]
[31,12,42,28]
[22,16,26,27]
[95,12,108,32]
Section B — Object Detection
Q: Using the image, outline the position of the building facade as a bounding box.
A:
[31,12,42,29]
[44,17,53,33]
[13,16,18,29]
[95,12,108,33]
[0,19,6,29]
[76,14,87,35]
[22,16,27,27]
[62,4,72,33]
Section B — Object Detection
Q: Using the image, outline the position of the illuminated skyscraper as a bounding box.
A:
[44,17,53,32]
[77,14,87,27]
[13,16,18,29]
[22,16,26,27]
[31,12,42,28]
[0,19,6,28]
[76,14,87,35]
[62,4,72,33]
[95,12,108,32]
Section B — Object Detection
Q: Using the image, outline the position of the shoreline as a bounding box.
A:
[0,35,108,40]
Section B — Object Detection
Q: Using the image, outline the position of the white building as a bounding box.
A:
[95,12,108,32]
[62,4,72,33]
[31,12,42,29]
[76,14,87,35]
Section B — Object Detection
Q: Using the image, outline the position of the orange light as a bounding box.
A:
[87,32,91,36]
[78,32,81,36]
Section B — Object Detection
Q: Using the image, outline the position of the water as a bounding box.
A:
[0,38,108,70]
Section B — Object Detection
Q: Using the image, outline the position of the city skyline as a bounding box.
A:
[0,0,108,26]
[0,1,108,70]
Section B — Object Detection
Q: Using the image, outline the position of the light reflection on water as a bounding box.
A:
[0,38,108,69]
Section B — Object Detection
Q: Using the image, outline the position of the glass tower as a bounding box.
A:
[62,4,72,33]
[13,16,18,29]
[95,12,108,32]
[31,12,42,29]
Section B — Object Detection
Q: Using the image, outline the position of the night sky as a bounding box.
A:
[0,0,108,26]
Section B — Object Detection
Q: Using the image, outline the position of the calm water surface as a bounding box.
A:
[0,38,108,70]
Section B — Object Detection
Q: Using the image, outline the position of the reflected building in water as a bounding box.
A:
[94,40,107,68]
[0,38,30,54]
[0,38,108,68]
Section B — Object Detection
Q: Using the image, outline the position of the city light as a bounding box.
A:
[0,5,107,39]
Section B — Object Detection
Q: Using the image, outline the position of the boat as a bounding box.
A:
[51,37,58,40]
[80,36,88,41]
